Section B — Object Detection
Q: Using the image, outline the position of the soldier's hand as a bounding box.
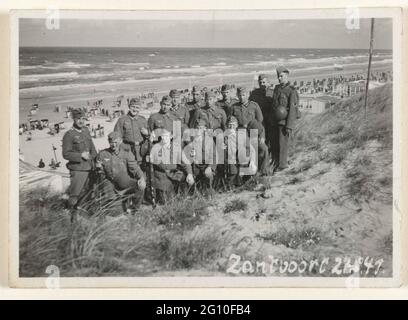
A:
[204,167,213,179]
[141,127,149,136]
[283,127,293,136]
[138,178,146,190]
[81,151,90,160]
[186,173,195,186]
[260,137,265,145]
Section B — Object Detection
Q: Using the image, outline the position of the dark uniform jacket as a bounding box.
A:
[230,100,263,128]
[148,111,175,133]
[144,141,192,190]
[249,86,274,121]
[114,113,148,146]
[182,134,218,175]
[271,82,298,129]
[97,144,145,190]
[169,104,190,127]
[62,126,97,171]
[189,105,227,130]
[216,98,238,117]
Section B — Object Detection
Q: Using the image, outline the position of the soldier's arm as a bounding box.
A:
[286,90,297,130]
[184,106,190,126]
[254,103,264,123]
[62,132,82,162]
[220,109,227,130]
[189,109,199,128]
[147,115,155,132]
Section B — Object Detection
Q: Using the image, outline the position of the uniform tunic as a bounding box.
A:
[114,113,148,162]
[270,82,298,170]
[148,111,175,133]
[62,126,97,206]
[216,98,238,117]
[230,100,263,128]
[97,144,145,211]
[189,105,227,130]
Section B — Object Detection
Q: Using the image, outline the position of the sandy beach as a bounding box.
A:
[18,61,392,173]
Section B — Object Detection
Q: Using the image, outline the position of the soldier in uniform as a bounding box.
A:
[186,85,206,120]
[270,66,298,172]
[96,132,146,214]
[182,119,217,191]
[62,108,97,209]
[230,86,263,128]
[169,89,190,130]
[145,130,194,204]
[189,90,227,130]
[224,116,257,186]
[114,98,149,163]
[216,84,237,116]
[148,95,175,134]
[249,74,274,152]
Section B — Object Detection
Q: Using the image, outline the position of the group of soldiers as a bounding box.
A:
[62,66,300,214]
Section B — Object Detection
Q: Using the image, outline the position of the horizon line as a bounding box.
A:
[19,45,392,50]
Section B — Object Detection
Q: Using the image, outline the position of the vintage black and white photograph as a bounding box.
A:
[10,9,401,287]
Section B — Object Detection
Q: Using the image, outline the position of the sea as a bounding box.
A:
[19,47,392,92]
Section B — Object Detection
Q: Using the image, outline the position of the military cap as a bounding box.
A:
[160,95,172,104]
[258,74,268,80]
[227,115,238,125]
[276,66,289,75]
[236,86,248,94]
[205,90,216,99]
[108,131,122,141]
[192,85,201,93]
[128,98,142,107]
[71,108,85,119]
[221,84,232,92]
[169,89,181,97]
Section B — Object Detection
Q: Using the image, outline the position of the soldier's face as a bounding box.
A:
[193,92,201,102]
[161,132,171,145]
[222,90,231,100]
[238,91,249,103]
[160,101,172,113]
[227,122,238,130]
[171,95,181,106]
[109,138,122,153]
[73,117,85,128]
[206,96,217,106]
[258,78,269,89]
[278,72,289,84]
[129,105,140,116]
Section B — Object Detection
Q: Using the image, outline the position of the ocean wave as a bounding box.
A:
[111,62,150,67]
[20,72,80,82]
[20,61,91,71]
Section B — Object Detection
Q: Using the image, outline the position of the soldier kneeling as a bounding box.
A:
[97,132,146,215]
[224,116,257,187]
[182,119,217,194]
[145,129,194,205]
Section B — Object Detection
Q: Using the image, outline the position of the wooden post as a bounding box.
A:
[364,18,375,117]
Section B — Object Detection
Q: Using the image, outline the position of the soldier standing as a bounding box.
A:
[169,89,190,129]
[216,84,237,116]
[62,109,97,209]
[96,132,146,214]
[189,91,227,130]
[114,98,149,163]
[230,86,263,128]
[270,66,298,172]
[186,85,206,120]
[148,96,175,134]
[249,74,274,152]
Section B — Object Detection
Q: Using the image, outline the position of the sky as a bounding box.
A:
[19,18,393,49]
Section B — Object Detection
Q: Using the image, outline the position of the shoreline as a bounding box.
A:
[19,62,392,123]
